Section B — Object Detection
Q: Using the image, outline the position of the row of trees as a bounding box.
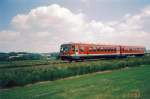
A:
[0,52,59,61]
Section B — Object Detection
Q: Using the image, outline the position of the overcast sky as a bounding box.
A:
[0,0,150,52]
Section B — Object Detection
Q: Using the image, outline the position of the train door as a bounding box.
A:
[116,46,121,55]
[85,46,89,55]
[75,45,79,56]
[79,45,85,55]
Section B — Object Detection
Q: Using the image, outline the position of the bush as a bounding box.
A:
[0,56,150,88]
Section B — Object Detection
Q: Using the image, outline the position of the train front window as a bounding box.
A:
[60,45,70,52]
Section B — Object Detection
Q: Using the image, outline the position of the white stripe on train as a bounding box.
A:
[61,53,144,57]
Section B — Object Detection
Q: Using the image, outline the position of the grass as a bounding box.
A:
[0,65,150,99]
[1,56,150,88]
[0,59,62,69]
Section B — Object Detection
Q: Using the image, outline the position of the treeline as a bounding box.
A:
[1,56,150,88]
[0,52,59,61]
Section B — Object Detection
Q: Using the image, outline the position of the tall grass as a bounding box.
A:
[0,59,63,69]
[0,56,150,88]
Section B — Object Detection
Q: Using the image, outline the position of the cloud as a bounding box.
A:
[0,4,150,52]
[112,6,150,45]
[11,4,85,31]
[0,30,21,52]
[0,30,19,41]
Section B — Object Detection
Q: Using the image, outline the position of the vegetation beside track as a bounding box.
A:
[0,56,150,88]
[0,65,150,99]
[0,60,62,69]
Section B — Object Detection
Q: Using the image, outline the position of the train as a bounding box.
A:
[59,43,146,61]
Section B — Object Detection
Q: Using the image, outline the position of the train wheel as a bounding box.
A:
[69,60,72,62]
[81,59,85,62]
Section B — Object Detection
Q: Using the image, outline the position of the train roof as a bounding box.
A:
[61,43,145,48]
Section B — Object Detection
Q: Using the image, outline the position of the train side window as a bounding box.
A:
[96,47,99,52]
[105,48,108,52]
[98,47,101,52]
[109,48,112,52]
[138,48,141,51]
[100,47,102,52]
[141,48,143,51]
[106,48,108,52]
[96,48,99,52]
[102,48,104,52]
[108,48,110,52]
[89,47,92,52]
[126,48,129,51]
[139,48,140,51]
[103,48,105,52]
[71,46,75,51]
[93,47,96,52]
[106,48,109,52]
[139,48,141,51]
[110,48,112,52]
[134,48,136,51]
[80,47,84,52]
[138,48,140,51]
[112,48,114,52]
[112,48,115,52]
[103,48,106,52]
[105,48,107,51]
[113,48,116,52]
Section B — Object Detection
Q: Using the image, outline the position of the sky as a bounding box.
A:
[0,0,150,52]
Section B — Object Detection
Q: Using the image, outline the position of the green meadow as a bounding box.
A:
[0,65,150,99]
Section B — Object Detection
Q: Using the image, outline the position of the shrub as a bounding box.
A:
[0,56,150,88]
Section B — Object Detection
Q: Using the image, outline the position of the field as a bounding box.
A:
[0,56,150,99]
[0,65,150,99]
[1,56,150,88]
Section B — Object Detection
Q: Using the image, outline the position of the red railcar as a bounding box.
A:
[59,43,145,61]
